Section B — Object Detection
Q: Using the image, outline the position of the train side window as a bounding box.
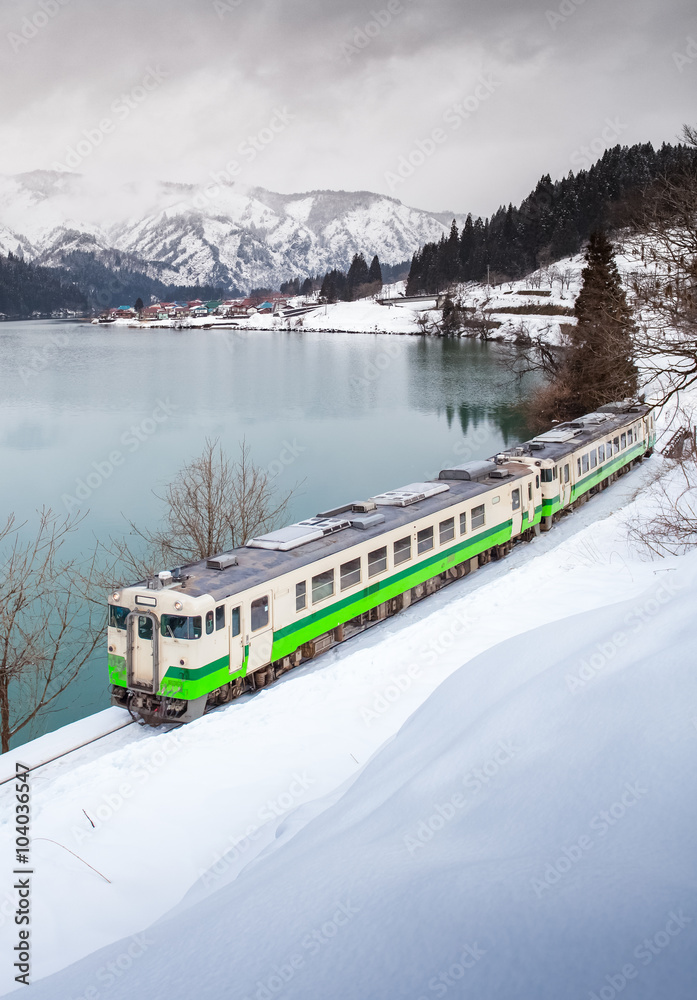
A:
[553,466,557,479]
[614,436,620,453]
[231,606,241,637]
[312,571,334,605]
[206,610,214,635]
[138,616,153,640]
[627,428,633,444]
[590,449,597,469]
[471,504,485,529]
[607,440,613,457]
[216,605,225,630]
[535,475,540,489]
[577,458,581,476]
[394,536,411,565]
[459,511,467,534]
[296,582,306,612]
[581,454,589,473]
[161,614,201,640]
[340,558,361,591]
[417,526,434,554]
[439,517,455,544]
[540,468,553,483]
[598,444,605,463]
[251,596,269,630]
[368,547,387,577]
[528,483,532,500]
[621,432,626,449]
[109,605,129,630]
[512,488,521,510]
[564,464,569,483]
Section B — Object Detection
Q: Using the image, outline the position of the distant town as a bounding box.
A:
[98,291,304,324]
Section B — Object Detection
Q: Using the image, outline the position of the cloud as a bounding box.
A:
[0,0,695,214]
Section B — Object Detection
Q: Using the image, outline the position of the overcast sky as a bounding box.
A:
[0,0,695,216]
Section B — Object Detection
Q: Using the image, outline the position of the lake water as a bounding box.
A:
[0,321,540,747]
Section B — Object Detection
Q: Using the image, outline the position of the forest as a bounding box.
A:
[407,141,697,293]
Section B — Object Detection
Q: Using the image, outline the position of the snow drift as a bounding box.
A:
[18,548,697,999]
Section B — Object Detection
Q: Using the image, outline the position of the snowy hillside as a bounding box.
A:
[0,172,451,292]
[3,445,697,999]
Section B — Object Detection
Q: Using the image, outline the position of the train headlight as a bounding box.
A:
[112,592,120,602]
[174,601,183,611]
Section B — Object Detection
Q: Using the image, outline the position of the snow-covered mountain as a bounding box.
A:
[0,172,455,292]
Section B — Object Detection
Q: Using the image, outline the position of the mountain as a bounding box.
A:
[0,172,454,298]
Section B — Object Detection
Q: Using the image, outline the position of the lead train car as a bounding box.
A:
[108,402,654,725]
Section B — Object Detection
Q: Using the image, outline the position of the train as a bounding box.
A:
[108,401,656,725]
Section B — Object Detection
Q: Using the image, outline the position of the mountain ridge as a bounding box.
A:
[0,173,456,296]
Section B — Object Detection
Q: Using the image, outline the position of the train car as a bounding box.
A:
[496,402,655,530]
[107,402,654,726]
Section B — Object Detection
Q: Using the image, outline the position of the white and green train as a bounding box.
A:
[108,401,655,725]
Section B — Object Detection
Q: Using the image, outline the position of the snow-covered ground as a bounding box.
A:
[2,432,696,998]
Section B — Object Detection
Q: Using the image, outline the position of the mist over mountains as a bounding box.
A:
[0,172,452,301]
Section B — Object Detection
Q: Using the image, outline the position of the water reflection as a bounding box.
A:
[0,322,540,745]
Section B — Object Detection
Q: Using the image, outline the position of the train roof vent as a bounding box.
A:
[247,524,325,551]
[350,512,386,530]
[568,412,609,427]
[297,517,352,535]
[439,461,497,482]
[206,553,239,570]
[597,402,630,413]
[370,483,449,507]
[489,468,512,479]
[247,517,352,552]
[531,428,579,444]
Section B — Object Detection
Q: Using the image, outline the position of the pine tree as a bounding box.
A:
[443,220,460,284]
[565,230,638,413]
[368,254,383,288]
[346,253,370,299]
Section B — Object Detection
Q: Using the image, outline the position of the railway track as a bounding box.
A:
[0,718,136,787]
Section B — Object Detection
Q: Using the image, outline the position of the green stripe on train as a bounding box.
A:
[540,442,647,516]
[269,518,513,660]
[130,517,515,701]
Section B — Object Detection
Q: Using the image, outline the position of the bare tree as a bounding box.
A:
[103,439,297,586]
[0,510,104,754]
[628,447,697,557]
[625,124,697,403]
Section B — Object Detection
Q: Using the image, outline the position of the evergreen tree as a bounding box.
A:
[301,277,313,297]
[346,253,370,299]
[442,220,461,284]
[134,297,144,312]
[368,255,383,287]
[565,230,638,413]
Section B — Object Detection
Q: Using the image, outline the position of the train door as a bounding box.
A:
[511,486,523,537]
[247,593,274,672]
[229,603,244,675]
[525,477,536,527]
[127,611,159,692]
[559,462,570,507]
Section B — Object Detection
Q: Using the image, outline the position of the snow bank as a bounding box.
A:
[20,547,697,1000]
